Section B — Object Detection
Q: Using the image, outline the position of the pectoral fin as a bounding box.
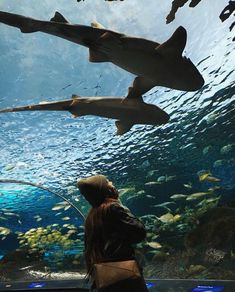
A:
[155,26,187,56]
[115,121,134,135]
[126,77,155,100]
[50,12,69,23]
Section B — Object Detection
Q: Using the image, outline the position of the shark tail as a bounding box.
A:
[0,11,41,33]
[0,100,74,114]
[0,11,107,47]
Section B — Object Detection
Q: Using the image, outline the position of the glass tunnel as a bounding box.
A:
[0,0,234,291]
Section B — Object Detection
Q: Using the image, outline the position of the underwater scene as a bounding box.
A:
[0,0,234,283]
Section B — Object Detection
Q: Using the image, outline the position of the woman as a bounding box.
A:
[77,175,148,292]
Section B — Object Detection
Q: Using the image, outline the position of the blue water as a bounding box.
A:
[0,0,234,281]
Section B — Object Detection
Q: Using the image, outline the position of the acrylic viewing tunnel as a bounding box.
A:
[0,0,235,291]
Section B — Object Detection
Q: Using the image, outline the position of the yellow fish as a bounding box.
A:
[147,242,162,249]
[0,227,11,236]
[157,213,181,223]
[199,172,220,183]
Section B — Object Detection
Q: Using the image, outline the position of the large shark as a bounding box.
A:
[0,96,170,135]
[0,11,204,99]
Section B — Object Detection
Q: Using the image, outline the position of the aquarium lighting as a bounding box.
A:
[191,285,224,292]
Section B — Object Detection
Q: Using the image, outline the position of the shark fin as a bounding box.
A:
[115,120,133,135]
[89,49,109,62]
[155,26,187,56]
[91,21,105,29]
[126,76,154,99]
[50,12,69,23]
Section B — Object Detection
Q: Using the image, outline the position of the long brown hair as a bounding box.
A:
[84,197,117,272]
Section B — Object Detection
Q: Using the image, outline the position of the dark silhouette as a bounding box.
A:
[0,10,204,98]
[0,95,170,135]
[77,175,147,291]
[166,0,202,24]
[220,1,235,41]
[219,1,235,22]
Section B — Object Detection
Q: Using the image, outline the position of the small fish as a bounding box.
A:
[157,213,181,223]
[147,241,162,249]
[1,209,12,212]
[199,172,220,183]
[146,195,155,199]
[196,197,220,207]
[64,205,71,211]
[145,181,160,186]
[118,187,135,196]
[0,216,8,221]
[166,175,176,182]
[36,218,42,222]
[186,192,209,201]
[4,212,19,217]
[52,205,65,211]
[154,202,176,211]
[57,201,70,205]
[137,190,146,195]
[202,145,212,155]
[67,229,76,235]
[0,227,11,235]
[208,186,221,192]
[62,217,70,221]
[183,183,192,189]
[34,215,41,218]
[170,194,187,200]
[19,265,34,271]
[205,176,221,183]
[157,176,166,183]
[18,219,22,225]
[220,144,234,155]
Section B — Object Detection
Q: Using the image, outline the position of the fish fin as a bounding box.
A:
[126,77,154,99]
[89,49,109,62]
[155,26,187,56]
[91,21,105,29]
[50,11,69,23]
[115,121,133,135]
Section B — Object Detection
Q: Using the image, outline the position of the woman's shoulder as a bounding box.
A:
[108,201,129,212]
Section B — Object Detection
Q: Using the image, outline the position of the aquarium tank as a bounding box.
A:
[0,0,234,290]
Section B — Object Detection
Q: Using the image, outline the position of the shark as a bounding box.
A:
[0,96,170,135]
[0,11,204,100]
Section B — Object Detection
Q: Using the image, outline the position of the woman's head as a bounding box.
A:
[77,175,118,207]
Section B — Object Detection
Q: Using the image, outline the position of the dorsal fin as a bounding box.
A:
[155,26,187,56]
[115,121,134,135]
[50,12,69,23]
[91,21,105,29]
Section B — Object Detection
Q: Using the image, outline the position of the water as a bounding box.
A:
[0,0,234,282]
